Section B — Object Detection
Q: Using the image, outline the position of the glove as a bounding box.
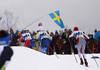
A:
[63,41,66,44]
[75,45,77,48]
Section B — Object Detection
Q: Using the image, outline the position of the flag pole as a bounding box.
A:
[22,14,48,30]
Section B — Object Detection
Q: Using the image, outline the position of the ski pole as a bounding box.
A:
[86,43,99,67]
[68,38,78,63]
[88,49,99,67]
[49,46,59,59]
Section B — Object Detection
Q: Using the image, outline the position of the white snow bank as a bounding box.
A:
[6,47,100,70]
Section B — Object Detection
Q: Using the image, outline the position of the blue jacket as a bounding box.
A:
[0,36,10,45]
[94,32,99,41]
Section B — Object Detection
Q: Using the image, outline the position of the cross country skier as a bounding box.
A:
[0,30,13,70]
[69,27,89,66]
[36,23,52,54]
[18,31,33,48]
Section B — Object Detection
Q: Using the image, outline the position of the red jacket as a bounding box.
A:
[56,39,64,49]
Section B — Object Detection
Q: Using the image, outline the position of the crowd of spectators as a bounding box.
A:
[6,28,100,55]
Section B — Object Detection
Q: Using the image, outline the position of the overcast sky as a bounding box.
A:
[0,0,100,34]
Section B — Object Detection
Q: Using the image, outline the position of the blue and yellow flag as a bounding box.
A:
[49,10,64,28]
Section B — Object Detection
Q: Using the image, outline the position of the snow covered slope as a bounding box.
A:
[6,47,100,70]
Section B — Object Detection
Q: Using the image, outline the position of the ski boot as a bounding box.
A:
[80,58,83,65]
[84,59,88,67]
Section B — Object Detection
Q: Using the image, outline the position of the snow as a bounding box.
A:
[6,47,100,70]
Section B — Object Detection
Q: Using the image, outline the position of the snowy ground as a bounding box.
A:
[6,46,100,70]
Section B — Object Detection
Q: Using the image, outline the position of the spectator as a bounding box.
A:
[56,36,64,54]
[62,30,67,40]
[46,30,49,34]
[94,29,99,41]
[50,32,54,37]
[64,34,71,54]
[16,30,20,35]
[59,30,63,36]
[68,29,72,36]
[10,32,19,46]
[97,33,100,53]
[9,29,15,42]
[52,32,59,53]
[87,35,96,53]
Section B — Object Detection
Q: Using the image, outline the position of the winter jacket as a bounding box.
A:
[94,31,99,41]
[56,39,64,49]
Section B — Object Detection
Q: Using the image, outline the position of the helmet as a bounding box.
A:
[74,27,78,31]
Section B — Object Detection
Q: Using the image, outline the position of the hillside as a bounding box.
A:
[6,47,100,70]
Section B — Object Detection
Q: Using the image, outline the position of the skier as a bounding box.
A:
[36,23,52,54]
[0,30,13,70]
[69,27,89,66]
[18,31,33,48]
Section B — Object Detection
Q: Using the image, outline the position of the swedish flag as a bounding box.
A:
[49,10,64,28]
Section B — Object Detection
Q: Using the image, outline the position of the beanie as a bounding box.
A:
[74,27,78,31]
[94,29,97,32]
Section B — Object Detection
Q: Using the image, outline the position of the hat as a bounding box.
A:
[38,23,42,26]
[38,23,44,30]
[74,27,78,31]
[16,30,20,32]
[94,29,97,32]
[50,32,53,35]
